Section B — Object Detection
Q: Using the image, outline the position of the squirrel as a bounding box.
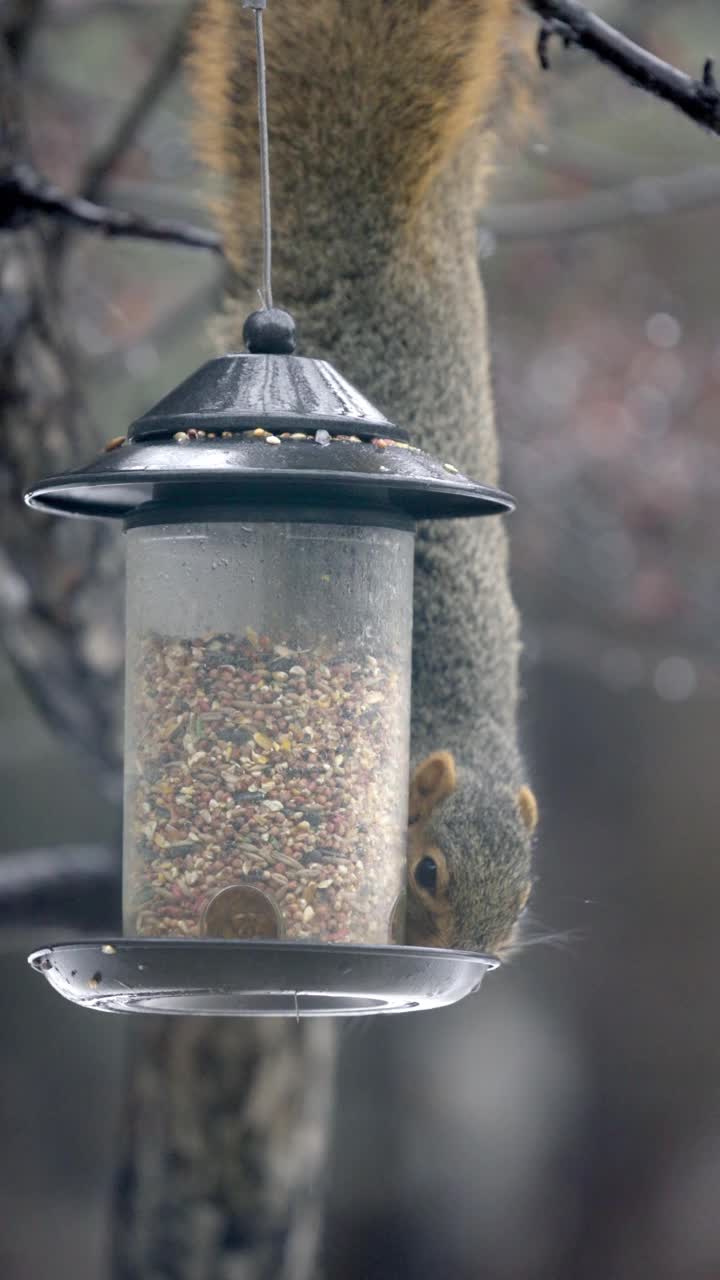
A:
[189,0,539,956]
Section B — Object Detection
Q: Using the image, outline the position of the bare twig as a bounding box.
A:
[81,2,195,201]
[0,845,118,932]
[482,165,720,241]
[0,36,126,790]
[525,134,646,188]
[0,0,45,60]
[95,174,211,218]
[527,0,720,136]
[522,622,720,698]
[1,25,335,1277]
[1,163,223,253]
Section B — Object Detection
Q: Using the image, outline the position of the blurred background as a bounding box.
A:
[2,1,720,1276]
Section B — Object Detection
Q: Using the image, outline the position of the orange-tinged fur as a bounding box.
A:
[189,0,524,298]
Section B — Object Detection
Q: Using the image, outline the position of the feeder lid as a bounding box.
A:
[25,354,513,522]
[129,353,408,443]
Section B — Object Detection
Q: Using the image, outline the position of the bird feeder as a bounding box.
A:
[24,0,508,1017]
[25,326,509,1016]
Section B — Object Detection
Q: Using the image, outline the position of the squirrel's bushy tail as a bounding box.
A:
[189,0,518,289]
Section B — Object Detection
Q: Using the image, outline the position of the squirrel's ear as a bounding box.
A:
[517,785,539,833]
[409,751,457,823]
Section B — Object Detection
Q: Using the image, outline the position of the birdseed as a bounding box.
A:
[124,629,407,944]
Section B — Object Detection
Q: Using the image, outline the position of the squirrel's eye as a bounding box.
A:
[415,856,438,894]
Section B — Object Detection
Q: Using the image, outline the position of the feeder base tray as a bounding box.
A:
[28,939,498,1017]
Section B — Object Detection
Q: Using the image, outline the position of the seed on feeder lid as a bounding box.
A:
[265,434,282,445]
[252,427,268,437]
[290,432,309,439]
[222,431,233,438]
[443,462,459,474]
[173,431,190,443]
[101,944,117,955]
[104,435,126,452]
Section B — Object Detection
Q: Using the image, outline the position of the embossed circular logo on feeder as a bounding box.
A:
[202,884,284,940]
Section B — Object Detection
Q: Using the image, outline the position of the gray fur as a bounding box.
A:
[275,179,534,954]
[424,728,530,952]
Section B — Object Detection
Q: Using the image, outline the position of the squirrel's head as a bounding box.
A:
[406,750,537,956]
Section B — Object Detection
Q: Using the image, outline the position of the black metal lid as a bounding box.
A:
[129,354,407,443]
[24,354,514,523]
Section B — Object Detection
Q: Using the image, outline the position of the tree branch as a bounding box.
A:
[0,38,126,790]
[482,164,720,241]
[80,2,195,202]
[0,845,118,933]
[526,131,661,188]
[527,0,720,136]
[0,0,46,61]
[1,163,223,253]
[1,23,336,1274]
[115,1019,337,1280]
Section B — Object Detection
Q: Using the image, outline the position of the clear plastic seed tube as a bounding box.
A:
[123,517,413,946]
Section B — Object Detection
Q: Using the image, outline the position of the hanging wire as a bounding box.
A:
[243,0,273,309]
